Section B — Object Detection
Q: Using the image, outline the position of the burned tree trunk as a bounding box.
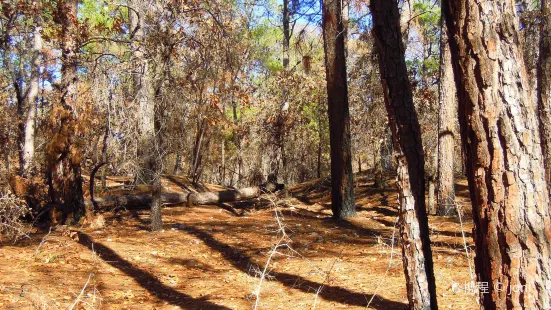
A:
[436,13,457,216]
[538,0,551,194]
[322,0,356,219]
[371,0,438,308]
[58,0,86,223]
[443,0,551,308]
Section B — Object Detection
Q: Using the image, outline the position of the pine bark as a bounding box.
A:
[322,0,356,219]
[538,0,551,194]
[443,0,551,308]
[436,12,457,216]
[371,0,438,308]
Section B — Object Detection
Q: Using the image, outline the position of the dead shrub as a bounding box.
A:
[0,190,30,242]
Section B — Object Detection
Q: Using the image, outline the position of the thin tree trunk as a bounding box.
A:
[283,0,290,70]
[436,12,457,216]
[443,0,551,308]
[322,0,356,219]
[150,177,163,231]
[21,15,42,174]
[371,0,438,308]
[538,0,551,194]
[428,150,437,216]
[129,0,162,231]
[173,152,182,175]
[101,92,111,189]
[191,118,206,182]
[221,140,226,186]
[317,98,323,179]
[130,0,156,185]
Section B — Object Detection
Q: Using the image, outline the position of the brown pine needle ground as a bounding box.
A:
[0,174,477,309]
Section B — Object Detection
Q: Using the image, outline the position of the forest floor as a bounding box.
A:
[0,172,478,309]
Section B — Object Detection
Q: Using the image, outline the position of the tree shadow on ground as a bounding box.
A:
[183,225,407,309]
[77,232,231,310]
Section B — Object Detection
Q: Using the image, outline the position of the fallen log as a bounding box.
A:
[187,182,284,206]
[83,183,284,210]
[84,192,188,210]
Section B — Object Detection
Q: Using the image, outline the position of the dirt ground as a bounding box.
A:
[0,173,479,309]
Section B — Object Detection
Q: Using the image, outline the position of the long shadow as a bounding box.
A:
[77,232,231,310]
[370,206,398,217]
[165,175,209,193]
[183,225,407,309]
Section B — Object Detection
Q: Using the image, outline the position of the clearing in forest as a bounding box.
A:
[0,173,477,309]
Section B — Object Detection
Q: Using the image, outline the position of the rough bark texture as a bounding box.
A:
[322,0,356,219]
[58,0,86,222]
[371,0,437,308]
[443,0,551,308]
[538,0,551,194]
[436,13,457,216]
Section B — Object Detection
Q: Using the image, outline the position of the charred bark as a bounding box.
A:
[322,0,356,219]
[58,0,86,223]
[538,0,551,194]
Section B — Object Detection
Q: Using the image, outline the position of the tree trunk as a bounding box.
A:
[436,13,457,216]
[21,15,42,174]
[174,152,182,175]
[83,183,283,210]
[371,0,438,308]
[283,0,290,70]
[130,0,156,185]
[190,118,206,182]
[443,0,551,308]
[221,140,226,186]
[129,0,162,231]
[317,98,323,179]
[188,183,283,206]
[83,191,188,210]
[373,142,384,189]
[428,150,437,216]
[538,0,551,194]
[58,0,86,223]
[150,177,163,231]
[322,0,356,219]
[400,0,413,46]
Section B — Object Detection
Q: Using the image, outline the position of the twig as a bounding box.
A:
[366,215,399,308]
[68,273,93,310]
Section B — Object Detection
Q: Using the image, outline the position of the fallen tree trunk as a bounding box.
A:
[83,183,284,210]
[187,183,284,206]
[84,192,188,210]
